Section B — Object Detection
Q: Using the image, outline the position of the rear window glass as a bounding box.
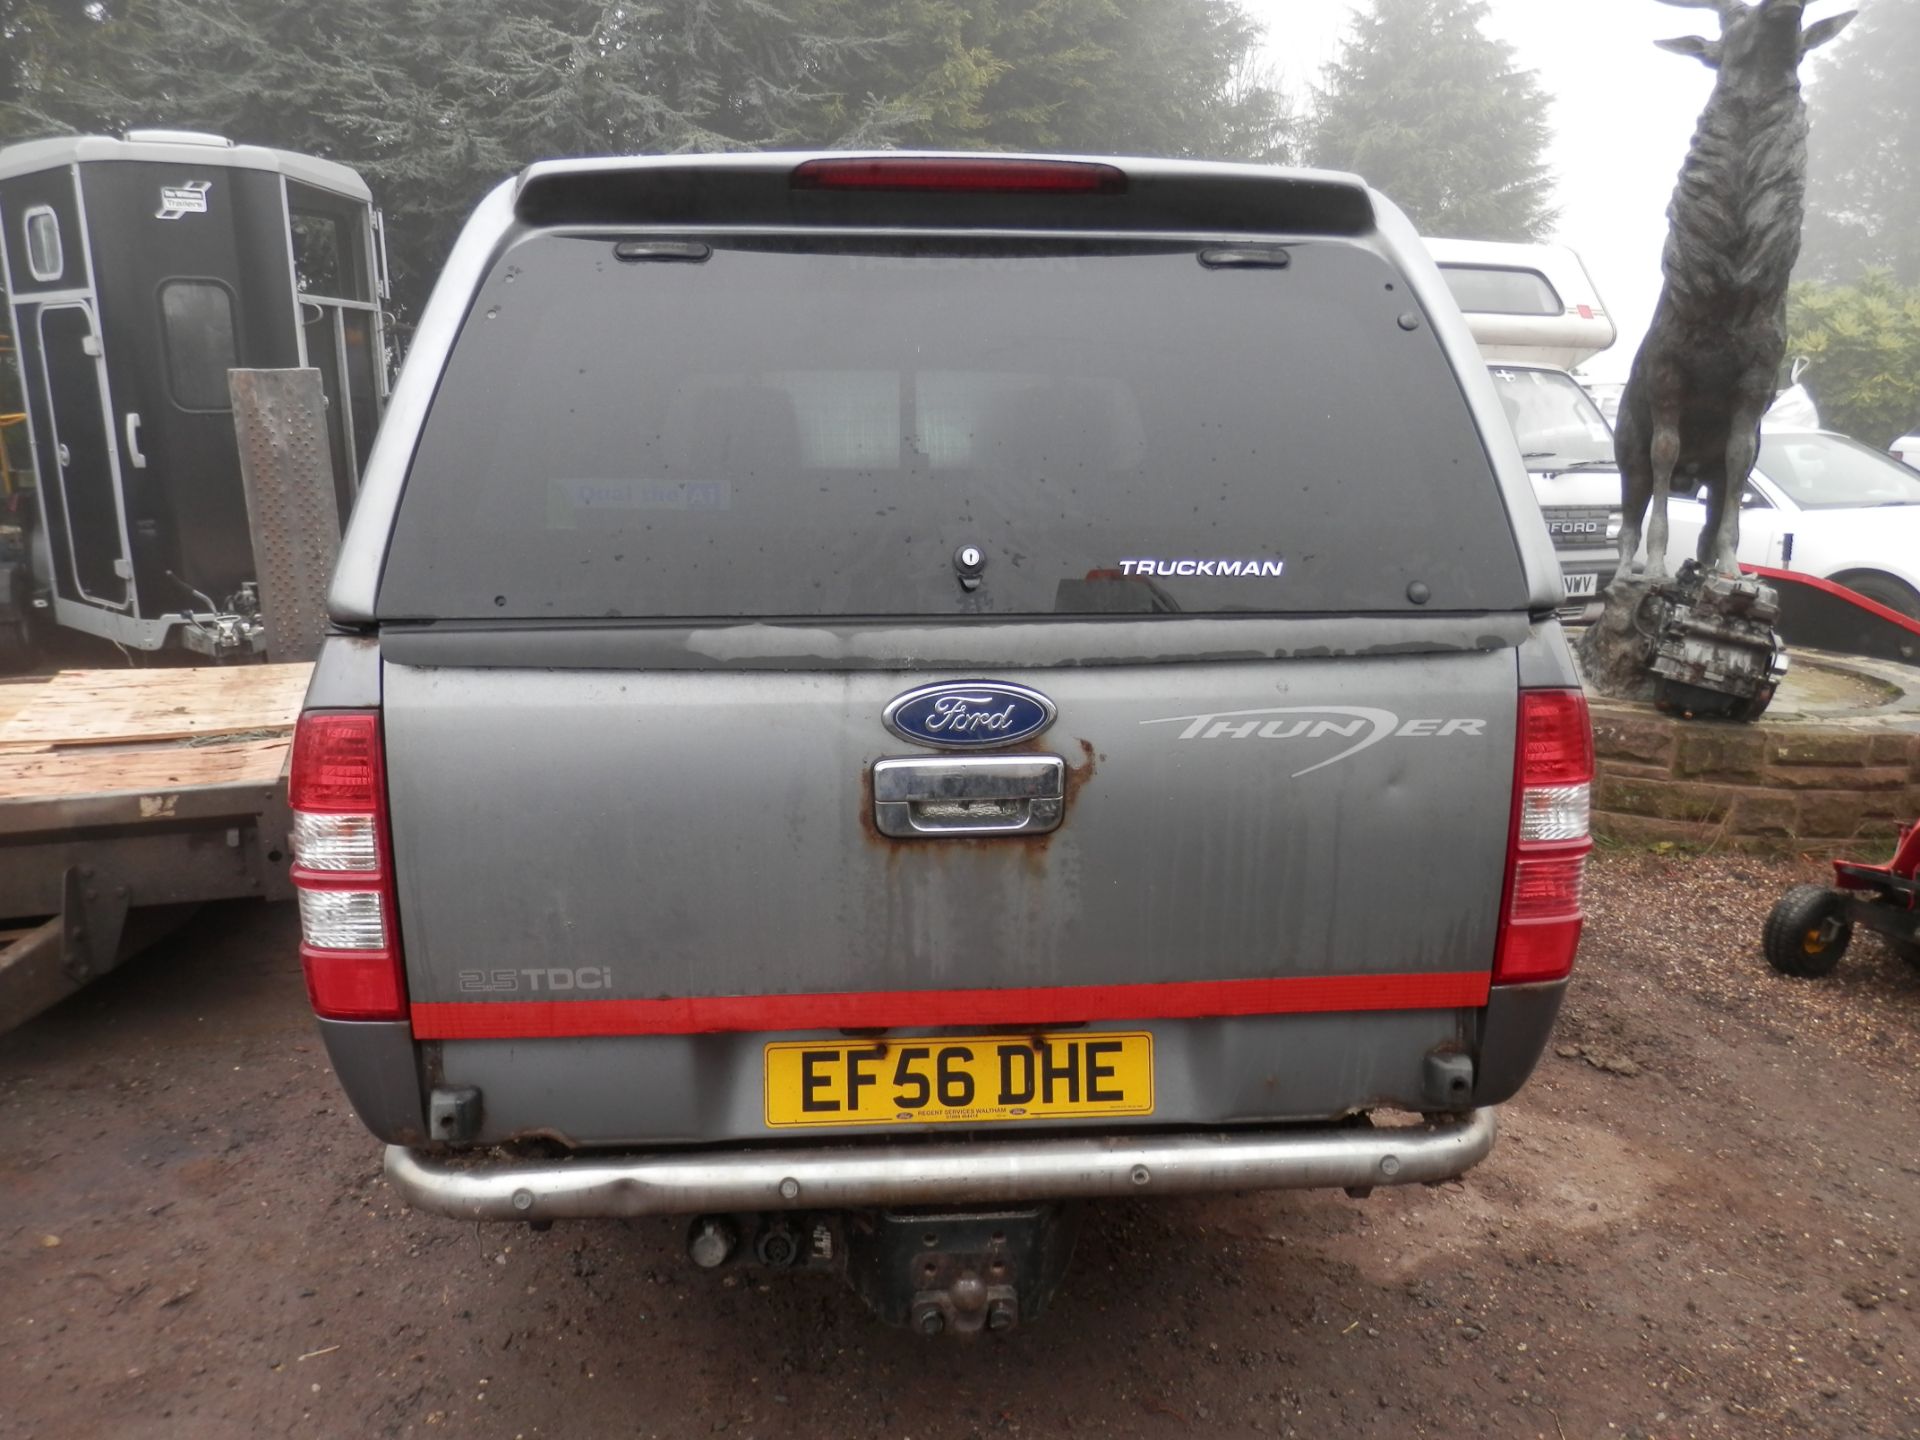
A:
[380,236,1525,619]
[1439,265,1562,317]
[159,279,239,411]
[290,201,371,302]
[25,207,63,281]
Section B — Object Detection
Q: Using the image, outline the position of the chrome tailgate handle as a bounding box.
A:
[872,755,1065,838]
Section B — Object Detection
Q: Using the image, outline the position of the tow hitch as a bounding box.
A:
[685,1205,1080,1334]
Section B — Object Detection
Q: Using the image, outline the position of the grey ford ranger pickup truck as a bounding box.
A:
[294,152,1592,1333]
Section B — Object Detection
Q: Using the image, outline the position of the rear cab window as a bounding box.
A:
[379,234,1527,620]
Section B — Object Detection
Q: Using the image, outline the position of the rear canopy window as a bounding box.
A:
[380,236,1525,619]
[1438,265,1562,317]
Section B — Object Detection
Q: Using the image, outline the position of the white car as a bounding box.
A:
[1893,434,1920,471]
[1505,428,1920,621]
[1484,363,1622,610]
[1659,430,1920,620]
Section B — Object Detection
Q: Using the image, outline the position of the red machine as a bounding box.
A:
[1764,820,1920,977]
[1745,565,1920,671]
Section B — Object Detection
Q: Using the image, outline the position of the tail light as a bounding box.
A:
[791,157,1126,195]
[1493,689,1593,985]
[289,711,408,1020]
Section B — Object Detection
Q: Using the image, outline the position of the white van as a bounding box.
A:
[1426,239,1620,614]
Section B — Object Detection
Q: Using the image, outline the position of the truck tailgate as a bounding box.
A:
[385,649,1515,1027]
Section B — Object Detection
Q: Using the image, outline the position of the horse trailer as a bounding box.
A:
[0,130,387,658]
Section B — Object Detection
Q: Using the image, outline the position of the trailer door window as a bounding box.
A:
[24,206,63,282]
[159,279,240,411]
[290,203,371,303]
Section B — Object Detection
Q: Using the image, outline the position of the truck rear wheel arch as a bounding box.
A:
[1471,980,1568,1107]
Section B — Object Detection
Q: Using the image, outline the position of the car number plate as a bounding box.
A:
[764,1032,1155,1128]
[1563,572,1599,598]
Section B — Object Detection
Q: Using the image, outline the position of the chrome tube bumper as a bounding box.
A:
[385,1109,1496,1222]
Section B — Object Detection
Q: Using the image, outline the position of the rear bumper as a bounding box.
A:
[384,1108,1496,1221]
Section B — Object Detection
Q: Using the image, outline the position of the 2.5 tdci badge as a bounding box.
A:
[883,681,1056,750]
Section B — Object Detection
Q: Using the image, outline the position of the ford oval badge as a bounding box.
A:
[884,681,1056,750]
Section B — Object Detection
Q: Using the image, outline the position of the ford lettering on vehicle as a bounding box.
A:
[1140,705,1487,777]
[884,681,1056,750]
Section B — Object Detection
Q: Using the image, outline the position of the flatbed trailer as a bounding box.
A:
[0,663,306,1031]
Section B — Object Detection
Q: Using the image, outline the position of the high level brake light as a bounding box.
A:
[289,711,408,1020]
[791,157,1127,195]
[1493,689,1594,985]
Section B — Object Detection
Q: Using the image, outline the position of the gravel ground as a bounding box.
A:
[2,848,1918,1439]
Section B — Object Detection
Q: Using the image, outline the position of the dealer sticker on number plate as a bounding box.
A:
[764,1032,1155,1128]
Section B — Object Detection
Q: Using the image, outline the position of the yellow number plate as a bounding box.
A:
[764,1032,1154,1128]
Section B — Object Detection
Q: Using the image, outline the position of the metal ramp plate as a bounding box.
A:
[230,368,340,663]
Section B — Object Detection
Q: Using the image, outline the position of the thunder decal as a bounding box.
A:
[1140,705,1487,777]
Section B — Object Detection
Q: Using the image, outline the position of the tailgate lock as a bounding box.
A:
[872,755,1065,838]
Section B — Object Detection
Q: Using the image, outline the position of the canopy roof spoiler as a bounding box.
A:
[512,151,1378,236]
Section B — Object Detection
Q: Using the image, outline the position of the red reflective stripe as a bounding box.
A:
[409,971,1491,1040]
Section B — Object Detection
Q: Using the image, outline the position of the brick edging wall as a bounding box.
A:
[1591,702,1920,852]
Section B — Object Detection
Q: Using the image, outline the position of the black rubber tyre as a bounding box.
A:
[1763,884,1852,978]
[1833,571,1920,622]
[1893,938,1920,973]
[0,560,38,674]
[0,605,30,674]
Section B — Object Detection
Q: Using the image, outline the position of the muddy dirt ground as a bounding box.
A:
[3,850,1918,1439]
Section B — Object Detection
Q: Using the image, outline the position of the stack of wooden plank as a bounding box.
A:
[0,664,312,805]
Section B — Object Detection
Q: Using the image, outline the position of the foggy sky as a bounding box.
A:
[1243,0,1857,382]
